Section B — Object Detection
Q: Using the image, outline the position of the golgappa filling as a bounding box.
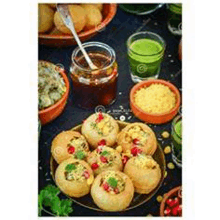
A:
[90,112,114,136]
[67,136,88,159]
[124,125,150,155]
[91,146,117,170]
[65,162,90,181]
[100,172,125,194]
[134,154,157,170]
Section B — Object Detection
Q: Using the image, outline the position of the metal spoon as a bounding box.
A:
[57,4,98,70]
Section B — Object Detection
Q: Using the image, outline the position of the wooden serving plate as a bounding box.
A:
[50,121,166,212]
[39,4,117,47]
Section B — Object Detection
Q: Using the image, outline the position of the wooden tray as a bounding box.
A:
[50,121,166,212]
[39,4,117,47]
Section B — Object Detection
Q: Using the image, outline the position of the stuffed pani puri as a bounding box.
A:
[38,4,54,33]
[55,158,94,198]
[117,122,157,156]
[124,154,161,194]
[87,145,123,176]
[81,112,119,149]
[95,4,103,11]
[49,3,56,9]
[91,170,134,211]
[81,4,102,29]
[51,130,90,164]
[54,5,86,34]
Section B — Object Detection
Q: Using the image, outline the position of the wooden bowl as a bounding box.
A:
[160,186,182,216]
[38,61,70,125]
[130,79,181,124]
[50,121,166,211]
[39,4,117,47]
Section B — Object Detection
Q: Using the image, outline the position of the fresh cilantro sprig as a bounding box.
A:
[75,150,85,160]
[38,184,73,216]
[101,150,109,156]
[107,177,118,188]
[65,163,76,173]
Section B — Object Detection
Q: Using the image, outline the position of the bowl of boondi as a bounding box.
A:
[130,79,180,124]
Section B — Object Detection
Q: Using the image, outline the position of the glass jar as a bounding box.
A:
[70,42,118,109]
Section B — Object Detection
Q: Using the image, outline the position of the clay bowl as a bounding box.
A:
[39,4,117,47]
[130,79,181,124]
[50,121,166,212]
[38,61,70,125]
[160,186,182,216]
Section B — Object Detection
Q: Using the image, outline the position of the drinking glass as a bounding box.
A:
[171,115,182,167]
[127,31,166,83]
[167,4,182,35]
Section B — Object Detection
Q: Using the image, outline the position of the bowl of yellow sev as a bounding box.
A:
[130,79,181,124]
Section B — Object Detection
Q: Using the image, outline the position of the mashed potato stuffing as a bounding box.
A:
[134,83,176,114]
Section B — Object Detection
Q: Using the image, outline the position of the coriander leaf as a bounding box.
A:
[76,150,85,160]
[90,122,97,128]
[38,185,60,216]
[43,185,60,197]
[65,163,76,173]
[101,150,109,156]
[107,177,118,188]
[39,186,60,207]
[51,199,73,216]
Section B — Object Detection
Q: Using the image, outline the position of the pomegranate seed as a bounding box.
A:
[166,198,173,206]
[83,170,90,179]
[68,146,75,154]
[91,163,99,170]
[131,147,142,156]
[114,187,119,194]
[169,197,179,208]
[122,155,129,165]
[164,207,171,216]
[100,156,108,163]
[177,204,182,216]
[98,139,106,146]
[96,112,104,122]
[133,138,140,145]
[103,182,110,191]
[171,205,179,216]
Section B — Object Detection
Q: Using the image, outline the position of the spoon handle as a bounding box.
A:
[57,4,97,70]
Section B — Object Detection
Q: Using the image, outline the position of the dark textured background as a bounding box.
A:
[38,4,182,216]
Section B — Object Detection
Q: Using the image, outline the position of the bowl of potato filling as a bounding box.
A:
[130,79,180,124]
[38,60,70,125]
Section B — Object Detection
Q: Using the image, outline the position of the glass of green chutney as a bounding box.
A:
[127,31,166,83]
[171,114,182,168]
[167,3,182,35]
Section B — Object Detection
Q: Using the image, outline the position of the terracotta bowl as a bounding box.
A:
[160,186,182,216]
[130,79,181,124]
[39,4,117,47]
[38,62,70,125]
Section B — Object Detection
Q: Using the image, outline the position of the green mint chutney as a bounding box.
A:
[174,120,182,138]
[128,38,164,78]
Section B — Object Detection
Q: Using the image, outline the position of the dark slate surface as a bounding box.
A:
[38,4,182,217]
